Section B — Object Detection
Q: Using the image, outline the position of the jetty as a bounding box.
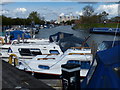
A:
[2,61,54,90]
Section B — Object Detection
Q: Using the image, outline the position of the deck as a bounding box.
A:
[2,60,54,89]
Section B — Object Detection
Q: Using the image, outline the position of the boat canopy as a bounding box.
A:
[9,30,31,40]
[49,32,73,42]
[81,45,120,88]
[59,36,89,52]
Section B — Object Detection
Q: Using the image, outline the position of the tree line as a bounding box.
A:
[2,11,45,26]
[72,5,120,29]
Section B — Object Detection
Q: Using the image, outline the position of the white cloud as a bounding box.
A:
[0,10,9,15]
[76,11,83,16]
[15,8,27,13]
[59,13,64,16]
[96,4,118,17]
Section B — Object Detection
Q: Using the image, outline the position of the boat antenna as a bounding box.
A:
[112,21,119,47]
[112,2,120,47]
[81,34,91,47]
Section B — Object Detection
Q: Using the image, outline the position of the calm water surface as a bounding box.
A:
[36,25,120,46]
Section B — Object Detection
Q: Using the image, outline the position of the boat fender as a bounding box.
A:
[9,54,18,66]
[0,37,4,44]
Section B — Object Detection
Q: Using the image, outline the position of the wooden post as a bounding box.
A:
[91,41,97,58]
[30,28,33,39]
[33,28,35,38]
[60,33,64,39]
[22,33,24,43]
[17,34,20,43]
[5,34,7,44]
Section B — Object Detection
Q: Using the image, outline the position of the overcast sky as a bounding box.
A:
[1,1,119,21]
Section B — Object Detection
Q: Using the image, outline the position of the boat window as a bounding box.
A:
[67,60,81,65]
[19,48,31,56]
[50,50,59,54]
[8,47,13,53]
[30,49,42,56]
[1,48,8,50]
[12,41,35,45]
[19,48,42,56]
[81,61,91,69]
[113,67,120,77]
[67,60,91,69]
[98,43,107,51]
[38,65,50,70]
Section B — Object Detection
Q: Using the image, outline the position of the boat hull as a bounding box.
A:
[90,28,120,35]
[23,70,85,79]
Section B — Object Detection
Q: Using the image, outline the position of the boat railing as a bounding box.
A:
[42,54,59,55]
[71,47,91,49]
[21,60,34,74]
[37,58,56,60]
[68,53,92,55]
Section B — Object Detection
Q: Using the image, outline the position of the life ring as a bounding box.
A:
[109,28,112,31]
[9,54,18,66]
[0,37,4,44]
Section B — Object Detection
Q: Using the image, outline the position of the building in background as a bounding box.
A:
[57,13,79,24]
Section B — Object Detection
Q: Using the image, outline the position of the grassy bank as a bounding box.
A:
[72,23,120,30]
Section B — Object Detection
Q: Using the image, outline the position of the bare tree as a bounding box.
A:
[83,5,94,17]
[99,11,109,21]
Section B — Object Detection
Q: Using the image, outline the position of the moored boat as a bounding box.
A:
[90,28,120,34]
[16,47,93,78]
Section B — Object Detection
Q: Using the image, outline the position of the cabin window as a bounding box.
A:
[67,60,81,65]
[49,50,59,54]
[19,48,42,56]
[19,48,31,56]
[38,65,50,69]
[67,60,91,69]
[30,49,42,56]
[1,48,9,52]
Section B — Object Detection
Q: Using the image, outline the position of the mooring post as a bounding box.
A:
[17,34,20,43]
[30,28,33,39]
[61,63,80,90]
[5,34,7,44]
[22,33,24,43]
[91,41,97,58]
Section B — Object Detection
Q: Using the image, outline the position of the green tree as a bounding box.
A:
[28,11,41,24]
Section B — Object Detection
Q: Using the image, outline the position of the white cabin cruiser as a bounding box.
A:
[0,38,49,55]
[1,39,62,61]
[17,47,93,78]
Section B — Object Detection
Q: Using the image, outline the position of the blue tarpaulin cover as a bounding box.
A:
[10,30,31,40]
[81,45,120,88]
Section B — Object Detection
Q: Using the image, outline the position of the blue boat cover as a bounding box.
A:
[49,32,73,42]
[10,30,31,40]
[81,45,120,88]
[90,28,120,34]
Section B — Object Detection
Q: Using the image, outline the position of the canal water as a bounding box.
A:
[36,25,120,47]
